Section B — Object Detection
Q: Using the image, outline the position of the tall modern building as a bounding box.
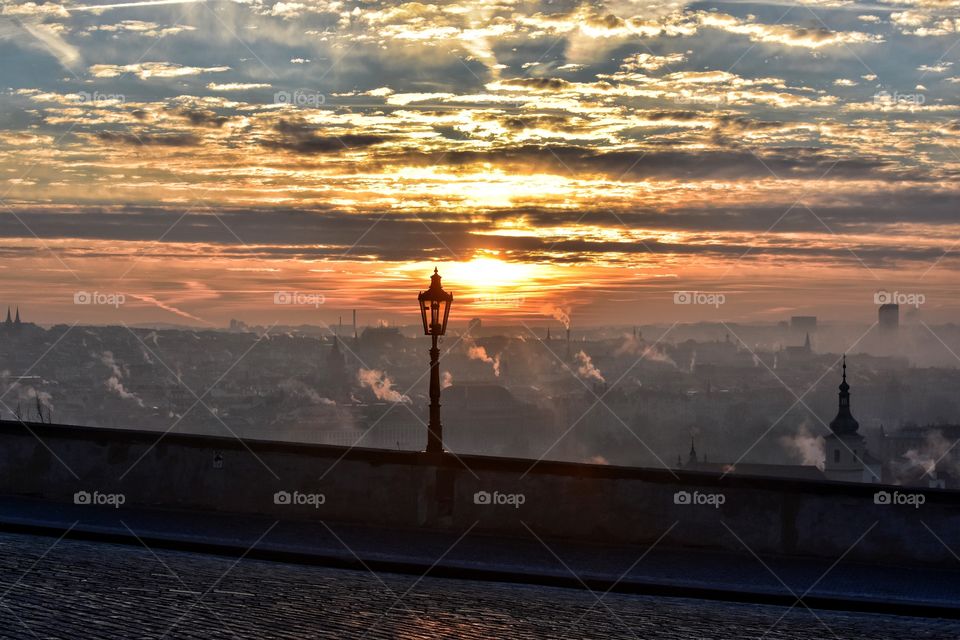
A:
[823,357,881,483]
[789,316,817,346]
[878,303,899,334]
[790,315,817,334]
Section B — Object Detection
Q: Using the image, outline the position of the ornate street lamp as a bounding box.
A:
[418,268,453,454]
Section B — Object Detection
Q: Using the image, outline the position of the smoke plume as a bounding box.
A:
[893,430,957,483]
[576,350,605,383]
[101,351,144,407]
[357,368,411,403]
[541,304,571,330]
[615,334,677,367]
[467,344,501,377]
[779,424,825,470]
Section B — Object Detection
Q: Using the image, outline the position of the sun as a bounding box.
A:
[441,258,540,290]
[399,257,561,316]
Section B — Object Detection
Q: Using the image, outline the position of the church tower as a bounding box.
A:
[823,356,880,483]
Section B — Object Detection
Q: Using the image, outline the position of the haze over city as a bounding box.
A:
[3,0,960,638]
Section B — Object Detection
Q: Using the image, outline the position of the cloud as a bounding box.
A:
[170,107,231,128]
[3,2,68,18]
[207,82,272,91]
[698,12,883,48]
[95,131,201,146]
[89,62,230,79]
[87,20,195,37]
[262,118,388,153]
[620,52,686,71]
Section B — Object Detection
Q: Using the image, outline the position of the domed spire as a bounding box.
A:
[830,354,859,435]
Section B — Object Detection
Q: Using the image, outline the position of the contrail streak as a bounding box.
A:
[69,0,206,11]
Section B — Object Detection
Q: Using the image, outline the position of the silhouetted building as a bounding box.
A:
[443,383,551,456]
[359,325,402,349]
[879,303,899,334]
[823,357,881,483]
[783,332,813,359]
[326,335,346,370]
[679,436,825,480]
[790,316,817,334]
[4,306,21,332]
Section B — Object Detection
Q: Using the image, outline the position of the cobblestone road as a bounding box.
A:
[1,531,958,639]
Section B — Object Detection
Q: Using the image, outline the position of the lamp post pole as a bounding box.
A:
[419,267,452,455]
[427,331,442,454]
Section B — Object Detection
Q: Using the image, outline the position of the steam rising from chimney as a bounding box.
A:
[893,430,956,483]
[101,351,144,407]
[541,304,571,330]
[467,343,501,377]
[357,368,411,403]
[575,350,605,383]
[615,333,677,368]
[779,424,825,470]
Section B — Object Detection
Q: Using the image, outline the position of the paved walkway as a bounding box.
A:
[2,529,960,639]
[1,496,960,621]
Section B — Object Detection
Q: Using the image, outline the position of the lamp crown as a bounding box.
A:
[418,267,453,336]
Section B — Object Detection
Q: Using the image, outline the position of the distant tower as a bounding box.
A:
[688,436,698,465]
[3,307,11,329]
[878,303,899,334]
[14,306,20,328]
[803,332,811,353]
[546,327,551,342]
[327,334,345,367]
[830,357,858,436]
[326,334,347,390]
[823,356,880,483]
[353,309,358,342]
[790,315,817,337]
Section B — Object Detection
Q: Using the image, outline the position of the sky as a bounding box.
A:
[0,0,959,328]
